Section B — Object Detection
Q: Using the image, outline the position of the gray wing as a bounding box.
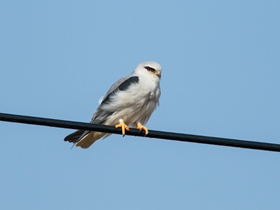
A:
[100,75,133,104]
[64,75,139,144]
[90,75,139,122]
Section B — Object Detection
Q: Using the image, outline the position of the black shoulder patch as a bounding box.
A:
[118,76,139,91]
[101,76,139,105]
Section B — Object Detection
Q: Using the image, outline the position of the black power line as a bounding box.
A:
[0,112,279,152]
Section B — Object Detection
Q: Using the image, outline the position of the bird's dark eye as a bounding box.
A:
[144,66,156,72]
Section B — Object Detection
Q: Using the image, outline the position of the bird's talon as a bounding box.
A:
[137,123,149,135]
[115,120,130,136]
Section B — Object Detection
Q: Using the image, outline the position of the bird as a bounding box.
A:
[64,61,162,149]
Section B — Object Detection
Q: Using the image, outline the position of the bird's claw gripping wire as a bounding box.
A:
[137,122,149,135]
[115,119,130,136]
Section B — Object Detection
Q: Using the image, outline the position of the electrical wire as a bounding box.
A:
[0,112,279,152]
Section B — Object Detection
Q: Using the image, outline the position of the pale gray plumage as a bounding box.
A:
[64,61,162,148]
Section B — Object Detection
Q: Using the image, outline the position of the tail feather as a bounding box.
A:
[64,130,107,149]
[64,130,86,143]
[75,132,102,148]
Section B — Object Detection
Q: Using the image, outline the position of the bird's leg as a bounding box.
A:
[137,122,149,135]
[115,119,130,136]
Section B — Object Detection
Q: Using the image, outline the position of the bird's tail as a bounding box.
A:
[64,130,107,149]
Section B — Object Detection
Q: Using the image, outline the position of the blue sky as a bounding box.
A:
[1,1,279,209]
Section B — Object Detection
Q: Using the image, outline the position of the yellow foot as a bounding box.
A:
[137,122,149,135]
[115,119,130,136]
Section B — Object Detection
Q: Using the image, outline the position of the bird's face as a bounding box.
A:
[134,61,162,79]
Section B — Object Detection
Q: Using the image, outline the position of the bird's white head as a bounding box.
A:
[133,61,162,79]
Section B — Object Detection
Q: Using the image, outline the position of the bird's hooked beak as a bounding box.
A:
[154,70,161,79]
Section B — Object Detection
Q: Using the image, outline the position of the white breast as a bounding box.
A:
[102,74,161,127]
